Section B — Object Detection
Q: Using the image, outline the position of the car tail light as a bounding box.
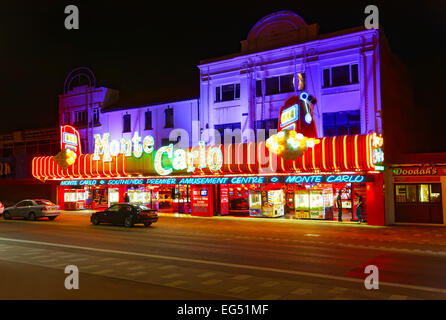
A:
[42,206,48,211]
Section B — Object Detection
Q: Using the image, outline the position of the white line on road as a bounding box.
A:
[0,236,444,295]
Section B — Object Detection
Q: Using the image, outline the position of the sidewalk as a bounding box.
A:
[60,210,373,227]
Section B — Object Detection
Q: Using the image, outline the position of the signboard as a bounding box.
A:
[58,174,372,186]
[220,185,229,215]
[393,166,440,176]
[190,185,213,217]
[60,125,82,156]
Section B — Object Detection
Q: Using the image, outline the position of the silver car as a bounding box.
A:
[3,199,60,221]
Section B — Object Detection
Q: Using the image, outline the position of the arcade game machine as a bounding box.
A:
[249,190,262,217]
[295,189,333,220]
[295,189,310,218]
[249,189,285,218]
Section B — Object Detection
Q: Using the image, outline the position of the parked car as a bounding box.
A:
[0,201,4,215]
[3,199,60,221]
[91,203,158,227]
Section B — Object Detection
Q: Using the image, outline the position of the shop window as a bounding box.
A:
[430,184,442,202]
[145,110,153,130]
[323,64,359,88]
[164,107,174,128]
[395,184,441,203]
[323,110,360,137]
[123,114,131,133]
[419,184,430,203]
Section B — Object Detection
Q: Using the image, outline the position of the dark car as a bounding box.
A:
[3,199,60,221]
[90,203,158,227]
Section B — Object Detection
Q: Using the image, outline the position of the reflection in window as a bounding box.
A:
[406,185,417,202]
[430,184,441,203]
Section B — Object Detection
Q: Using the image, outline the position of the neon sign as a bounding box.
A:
[59,174,369,186]
[154,141,223,176]
[93,131,154,161]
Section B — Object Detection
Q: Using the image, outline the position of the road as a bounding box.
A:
[0,212,445,300]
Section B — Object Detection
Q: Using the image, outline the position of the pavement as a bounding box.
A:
[0,211,445,300]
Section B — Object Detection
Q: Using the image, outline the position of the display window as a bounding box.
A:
[395,183,443,224]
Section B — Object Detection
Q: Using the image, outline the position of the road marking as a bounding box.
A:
[0,236,445,294]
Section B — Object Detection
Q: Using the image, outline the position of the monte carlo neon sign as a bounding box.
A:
[93,132,223,176]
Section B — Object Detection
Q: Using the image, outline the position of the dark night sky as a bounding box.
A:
[1,0,445,152]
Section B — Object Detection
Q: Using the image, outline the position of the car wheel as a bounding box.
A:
[28,212,36,221]
[3,211,11,220]
[124,216,134,228]
[91,216,100,225]
[144,222,152,227]
[48,216,56,221]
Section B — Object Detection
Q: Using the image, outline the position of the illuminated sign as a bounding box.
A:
[285,175,366,184]
[393,167,438,176]
[59,174,370,186]
[374,165,385,171]
[154,141,223,176]
[280,104,298,129]
[93,131,153,161]
[60,125,82,156]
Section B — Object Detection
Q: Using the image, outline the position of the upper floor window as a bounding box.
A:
[164,107,174,128]
[255,118,278,141]
[74,111,87,125]
[145,110,153,130]
[64,112,71,125]
[261,73,305,96]
[215,83,240,102]
[214,122,241,145]
[323,64,359,88]
[93,108,100,124]
[322,110,360,137]
[123,114,131,133]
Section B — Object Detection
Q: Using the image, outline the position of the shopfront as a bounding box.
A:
[390,165,446,224]
[32,125,385,225]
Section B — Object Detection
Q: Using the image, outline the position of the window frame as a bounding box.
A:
[123,114,131,133]
[322,63,360,88]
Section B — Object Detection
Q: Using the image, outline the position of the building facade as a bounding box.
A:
[30,11,420,226]
[198,11,381,147]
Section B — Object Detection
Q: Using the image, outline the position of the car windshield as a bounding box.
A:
[34,200,56,206]
[136,205,150,211]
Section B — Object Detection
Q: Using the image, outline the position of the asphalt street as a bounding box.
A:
[0,212,445,300]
